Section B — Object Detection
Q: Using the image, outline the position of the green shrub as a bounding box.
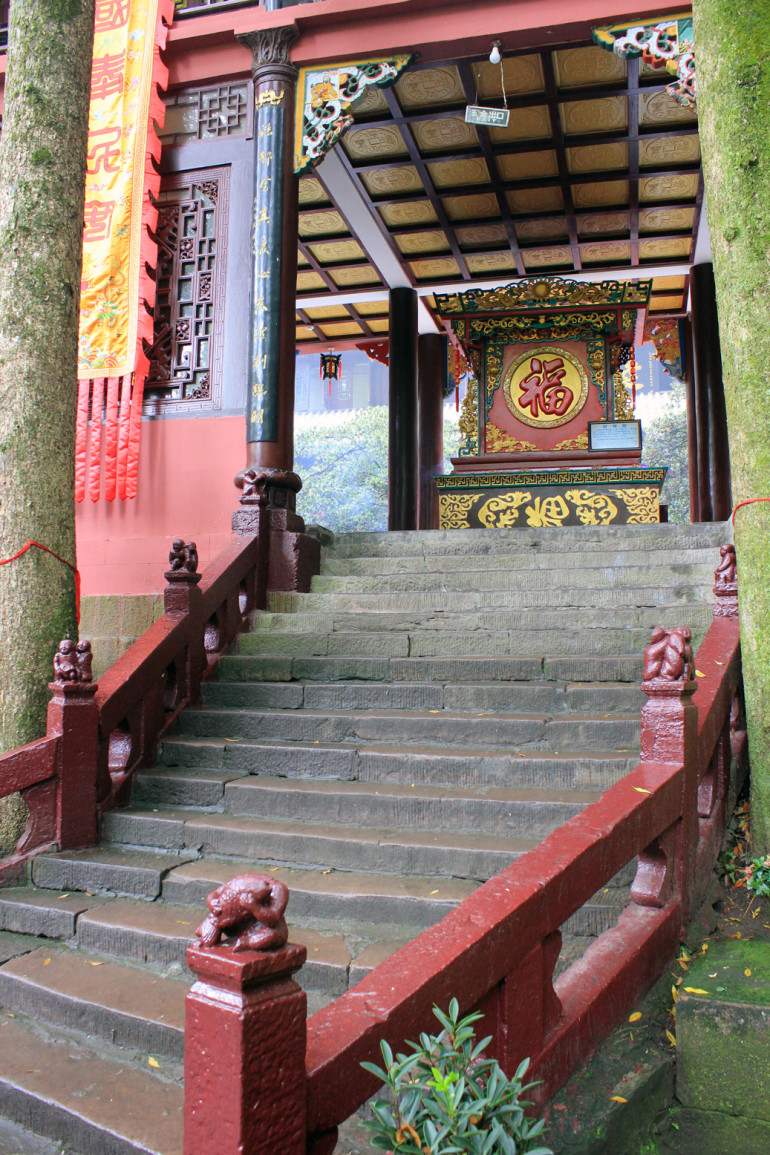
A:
[361,999,553,1154]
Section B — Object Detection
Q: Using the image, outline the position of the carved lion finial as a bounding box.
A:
[53,639,93,684]
[713,544,738,618]
[168,539,198,574]
[195,873,289,953]
[642,626,695,684]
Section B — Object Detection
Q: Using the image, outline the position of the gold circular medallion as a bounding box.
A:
[502,345,589,429]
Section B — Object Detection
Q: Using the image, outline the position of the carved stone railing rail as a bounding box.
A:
[184,545,747,1155]
[0,524,268,885]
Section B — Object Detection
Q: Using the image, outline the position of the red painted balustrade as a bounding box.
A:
[184,545,746,1155]
[0,521,269,885]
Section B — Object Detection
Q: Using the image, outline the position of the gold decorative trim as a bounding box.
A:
[565,488,618,525]
[477,492,532,527]
[609,487,660,523]
[458,374,479,456]
[438,492,479,528]
[485,423,537,454]
[435,276,651,315]
[554,433,589,451]
[613,374,634,419]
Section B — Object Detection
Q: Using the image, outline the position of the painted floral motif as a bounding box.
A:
[565,489,618,525]
[476,492,532,528]
[610,487,659,523]
[438,493,480,529]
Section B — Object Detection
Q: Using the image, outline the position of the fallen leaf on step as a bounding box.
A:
[610,1096,627,1104]
[148,1057,160,1069]
[313,947,319,952]
[43,958,51,967]
[322,869,332,875]
[89,961,103,967]
[745,969,752,977]
[224,738,242,743]
[430,890,439,896]
[628,1012,642,1023]
[696,670,706,678]
[683,988,709,995]
[708,973,718,978]
[176,921,192,925]
[429,710,440,714]
[632,787,651,794]
[57,894,70,900]
[715,661,723,666]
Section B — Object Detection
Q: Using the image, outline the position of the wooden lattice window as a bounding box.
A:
[144,167,229,412]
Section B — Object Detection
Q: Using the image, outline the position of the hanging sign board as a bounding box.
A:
[464,105,510,127]
[588,420,643,452]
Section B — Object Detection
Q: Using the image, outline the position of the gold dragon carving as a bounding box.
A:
[485,422,537,454]
[476,492,532,527]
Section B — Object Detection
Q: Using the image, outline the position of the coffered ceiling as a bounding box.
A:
[295,42,700,346]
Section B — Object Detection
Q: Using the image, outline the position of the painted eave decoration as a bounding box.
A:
[592,12,696,110]
[295,54,414,174]
[433,277,653,317]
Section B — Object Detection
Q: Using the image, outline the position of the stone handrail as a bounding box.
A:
[184,545,747,1155]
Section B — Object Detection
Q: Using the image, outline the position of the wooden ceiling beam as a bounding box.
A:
[297,239,341,293]
[541,50,581,273]
[344,302,376,338]
[295,306,329,342]
[628,57,640,266]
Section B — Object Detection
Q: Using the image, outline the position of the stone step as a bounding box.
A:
[31,849,197,901]
[114,778,597,841]
[176,704,640,752]
[306,563,716,596]
[229,627,691,658]
[152,744,636,791]
[201,678,646,714]
[252,604,713,633]
[106,811,538,880]
[326,523,729,559]
[319,545,721,576]
[0,946,188,1060]
[214,652,646,684]
[0,1016,183,1155]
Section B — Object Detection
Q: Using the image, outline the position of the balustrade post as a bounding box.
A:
[635,627,699,921]
[47,640,100,849]
[184,875,308,1155]
[164,539,206,702]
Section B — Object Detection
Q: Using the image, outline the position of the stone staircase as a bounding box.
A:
[0,522,728,1154]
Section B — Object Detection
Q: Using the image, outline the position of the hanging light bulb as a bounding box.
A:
[489,40,502,65]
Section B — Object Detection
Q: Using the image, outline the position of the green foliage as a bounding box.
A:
[716,798,751,887]
[361,999,553,1155]
[294,406,461,533]
[745,854,770,897]
[641,378,689,523]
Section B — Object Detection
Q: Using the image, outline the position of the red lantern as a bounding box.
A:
[320,351,342,398]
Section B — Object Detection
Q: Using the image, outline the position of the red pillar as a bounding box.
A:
[388,288,418,531]
[418,333,446,529]
[682,318,700,523]
[691,262,732,521]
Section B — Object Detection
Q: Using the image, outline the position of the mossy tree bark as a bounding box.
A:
[693,0,770,850]
[0,0,94,851]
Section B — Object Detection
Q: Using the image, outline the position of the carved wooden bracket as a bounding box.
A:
[593,15,696,109]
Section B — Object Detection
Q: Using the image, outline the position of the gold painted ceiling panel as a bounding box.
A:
[329,265,381,286]
[507,186,563,214]
[354,300,389,315]
[297,250,310,267]
[639,173,699,202]
[304,304,351,320]
[521,246,573,268]
[567,142,628,174]
[298,177,329,205]
[639,90,698,127]
[639,237,691,259]
[342,125,409,161]
[297,271,326,291]
[456,222,508,247]
[472,54,545,98]
[395,66,465,108]
[378,201,439,227]
[650,294,685,311]
[579,240,631,263]
[651,275,685,290]
[465,252,517,274]
[638,134,701,167]
[368,318,390,332]
[576,210,630,235]
[350,86,389,115]
[296,326,315,340]
[488,106,552,142]
[308,239,366,263]
[409,257,462,279]
[319,321,364,337]
[496,150,559,181]
[394,230,451,254]
[639,206,696,232]
[515,217,569,241]
[560,95,627,136]
[554,45,627,88]
[362,166,423,196]
[412,117,479,153]
[299,210,349,237]
[443,192,500,220]
[428,157,491,188]
[571,179,630,208]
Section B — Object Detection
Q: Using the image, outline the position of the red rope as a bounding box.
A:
[732,497,770,526]
[0,541,81,623]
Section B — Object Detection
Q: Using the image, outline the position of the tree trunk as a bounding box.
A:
[0,0,94,852]
[693,0,770,849]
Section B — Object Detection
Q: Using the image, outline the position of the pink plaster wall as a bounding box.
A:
[76,416,245,596]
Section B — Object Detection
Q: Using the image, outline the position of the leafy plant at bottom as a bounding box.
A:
[361,998,553,1154]
[745,854,770,898]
